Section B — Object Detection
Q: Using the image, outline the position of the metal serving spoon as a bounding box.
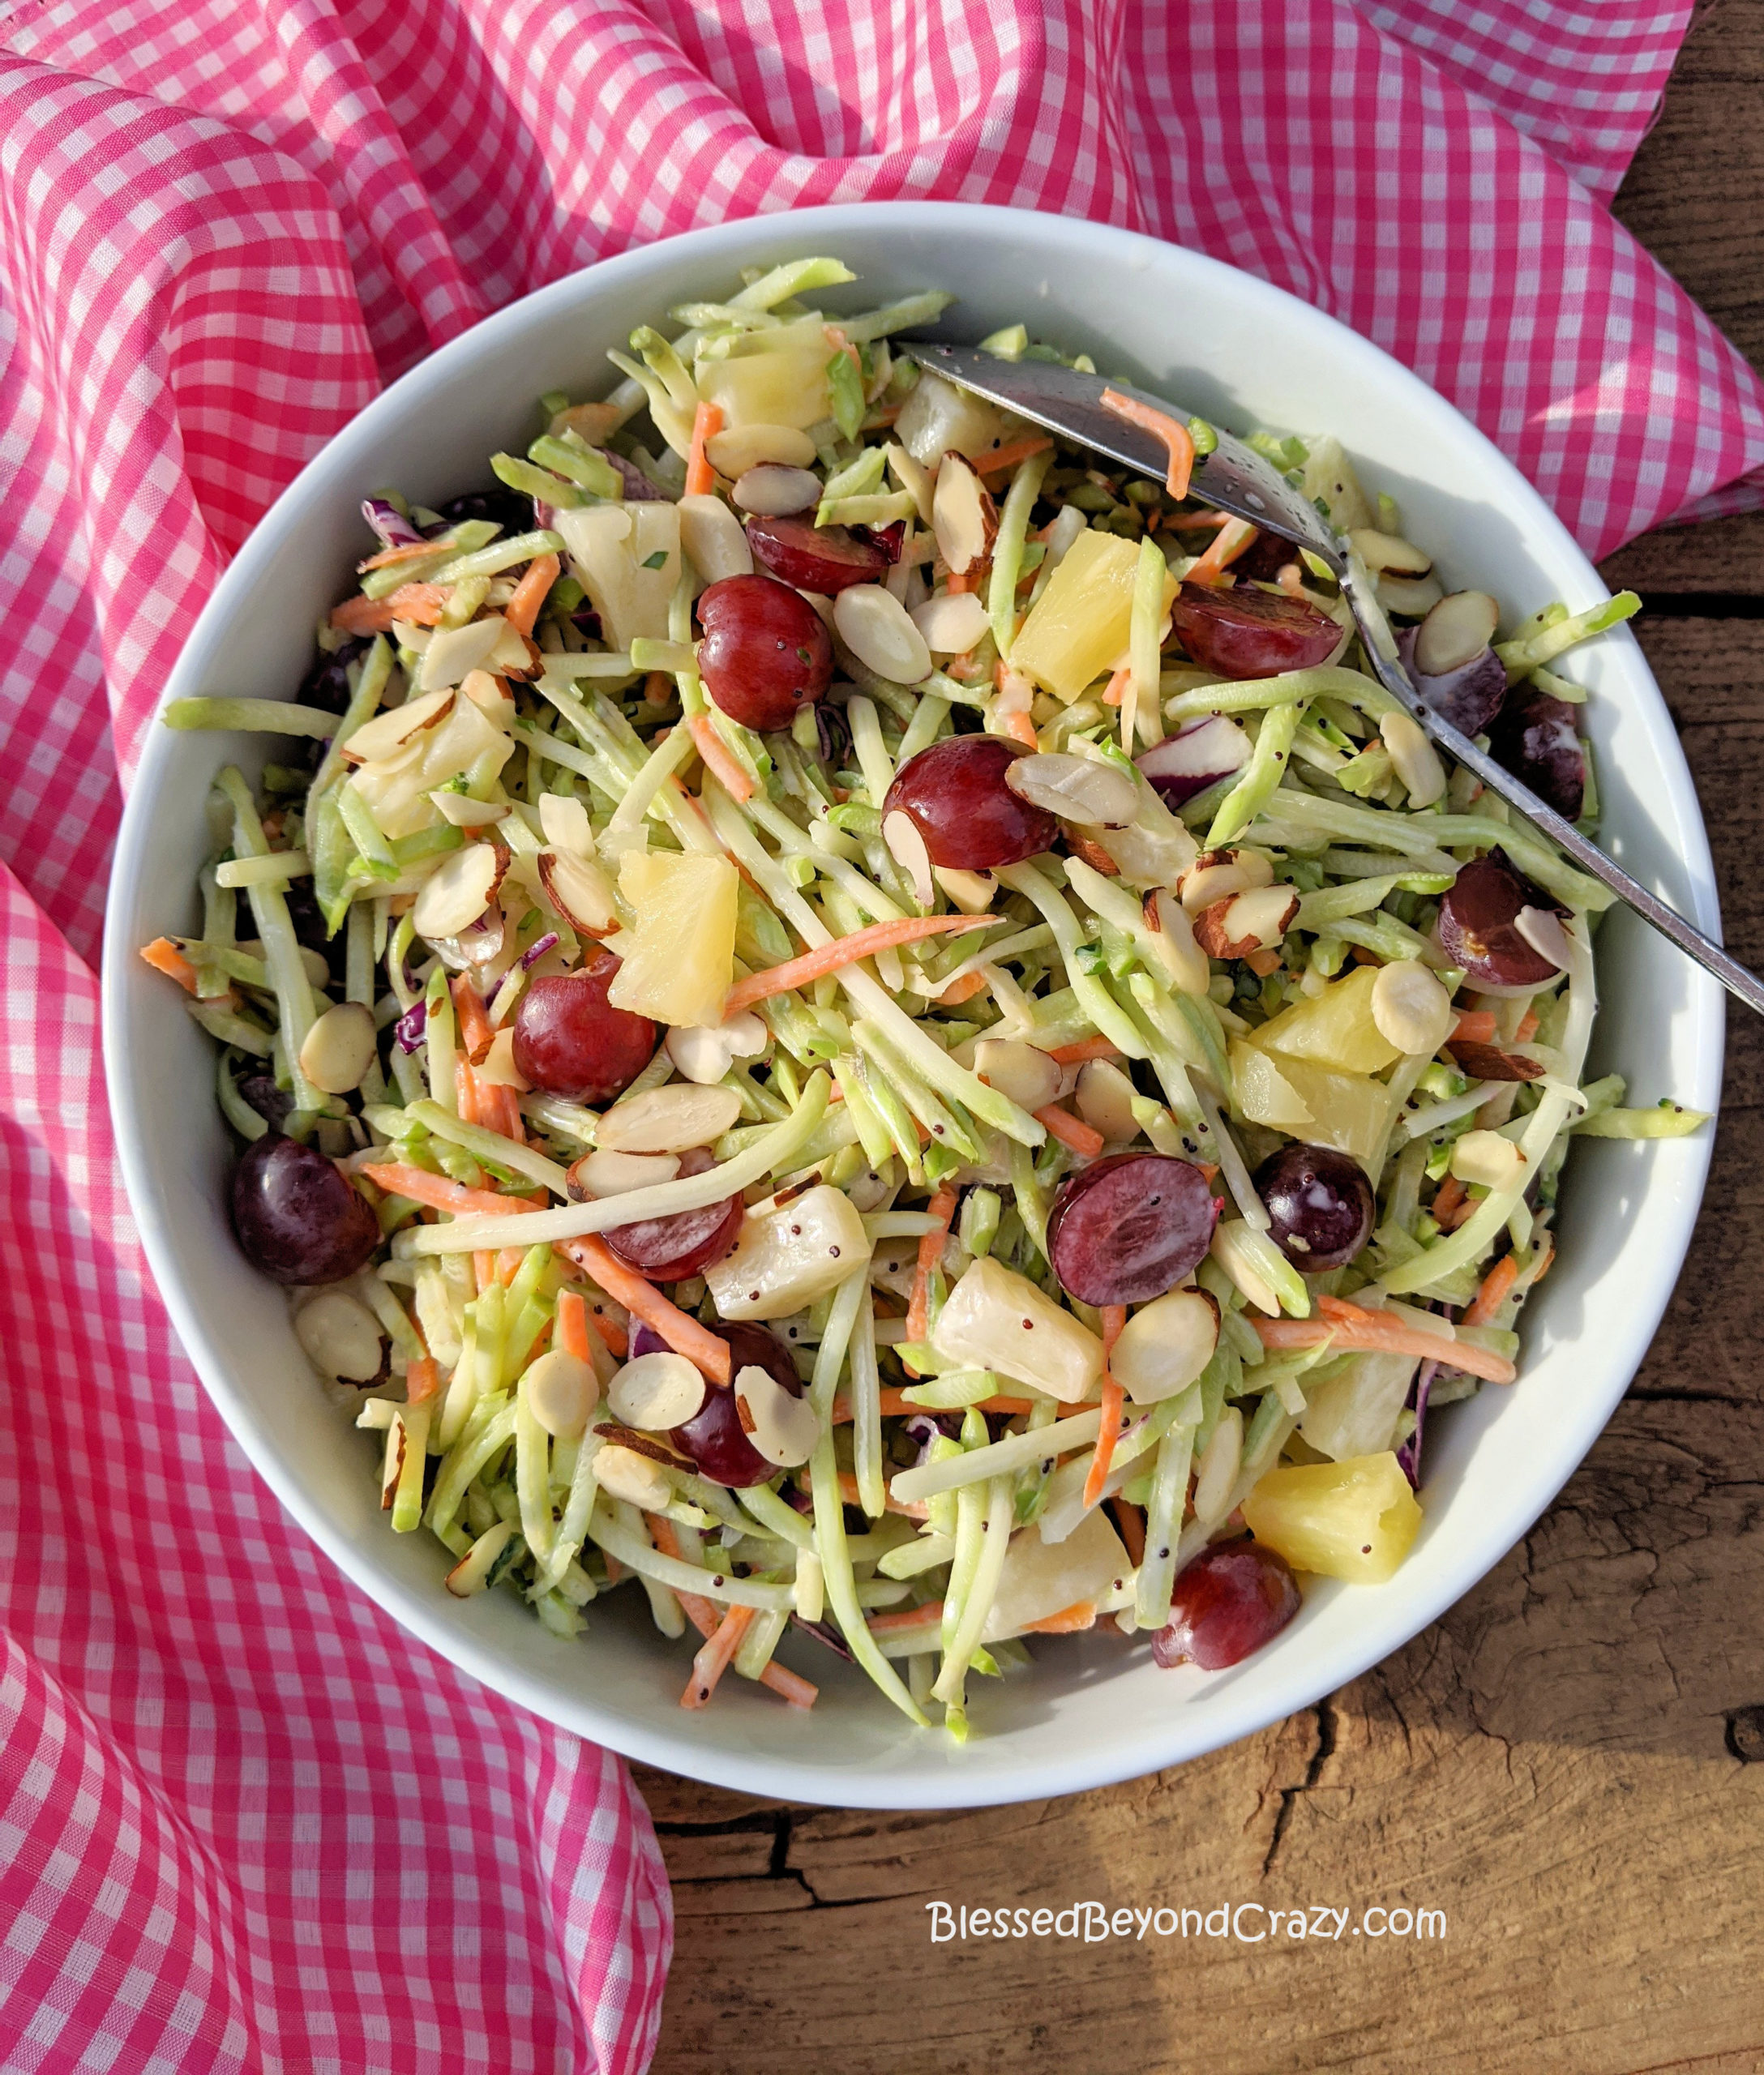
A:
[899,341,1762,1016]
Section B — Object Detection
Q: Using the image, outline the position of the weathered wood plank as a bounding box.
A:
[1600,511,1764,594]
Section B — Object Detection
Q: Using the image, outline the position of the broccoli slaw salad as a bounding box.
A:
[146,254,1707,1737]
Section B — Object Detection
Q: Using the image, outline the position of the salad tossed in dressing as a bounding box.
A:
[146,255,1706,1735]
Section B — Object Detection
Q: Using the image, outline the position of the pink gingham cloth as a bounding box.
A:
[2,0,1761,2065]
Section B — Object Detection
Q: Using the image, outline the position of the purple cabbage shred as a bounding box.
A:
[519,931,560,971]
[362,497,423,550]
[392,1000,428,1055]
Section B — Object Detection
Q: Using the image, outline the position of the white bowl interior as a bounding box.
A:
[104,203,1721,1808]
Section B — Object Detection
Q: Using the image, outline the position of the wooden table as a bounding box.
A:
[641,14,1764,2064]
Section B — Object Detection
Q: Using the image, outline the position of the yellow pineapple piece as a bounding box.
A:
[1240,1452,1422,1582]
[1230,1038,1394,1162]
[608,850,739,1029]
[1254,965,1402,1075]
[1010,530,1173,704]
[696,319,835,432]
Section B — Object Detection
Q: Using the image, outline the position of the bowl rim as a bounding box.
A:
[102,199,1723,1808]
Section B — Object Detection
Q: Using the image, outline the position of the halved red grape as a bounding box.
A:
[1396,626,1508,737]
[1047,1153,1220,1306]
[670,1321,803,1487]
[232,1134,380,1286]
[602,1149,744,1281]
[745,513,888,594]
[1436,853,1563,990]
[696,573,833,731]
[1253,1143,1374,1272]
[881,735,1058,871]
[1488,687,1585,821]
[512,951,657,1102]
[1152,1539,1301,1671]
[1171,580,1341,680]
[298,635,369,716]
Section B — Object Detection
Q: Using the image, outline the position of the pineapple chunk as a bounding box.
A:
[1011,530,1175,704]
[1254,966,1401,1076]
[1231,1039,1394,1162]
[696,319,835,432]
[982,1507,1130,1641]
[551,503,681,650]
[704,1185,873,1320]
[1240,1452,1421,1582]
[931,1257,1104,1402]
[1295,1352,1418,1461]
[608,851,738,1028]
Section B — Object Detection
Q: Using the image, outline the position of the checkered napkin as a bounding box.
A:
[2,0,1758,2066]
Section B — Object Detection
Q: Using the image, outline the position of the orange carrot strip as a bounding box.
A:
[757,1662,819,1709]
[905,1185,959,1345]
[1034,1103,1105,1158]
[452,975,495,1065]
[496,1247,525,1287]
[1244,947,1282,978]
[725,916,988,1016]
[1431,1175,1468,1229]
[405,1355,441,1406]
[1463,1253,1520,1328]
[455,1055,483,1126]
[689,713,756,803]
[1099,390,1195,499]
[555,1289,592,1362]
[1101,665,1130,708]
[1083,1307,1128,1508]
[139,937,200,995]
[1451,1009,1498,1044]
[361,1163,534,1219]
[1515,1008,1540,1042]
[837,1471,930,1521]
[869,1600,944,1635]
[681,1602,755,1709]
[328,583,448,635]
[473,1251,496,1294]
[1254,1311,1518,1384]
[1021,1601,1099,1635]
[684,401,724,498]
[505,550,560,638]
[1187,516,1258,586]
[1109,1497,1146,1568]
[1000,708,1038,749]
[945,569,976,594]
[645,1512,721,1634]
[358,538,450,571]
[970,434,1055,479]
[936,969,991,1006]
[559,1236,731,1384]
[1527,1239,1556,1288]
[1047,1037,1124,1067]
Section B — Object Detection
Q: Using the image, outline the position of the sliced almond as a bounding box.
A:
[932,865,996,915]
[1075,1059,1141,1144]
[608,1350,705,1432]
[1142,887,1211,995]
[705,422,818,477]
[343,687,454,763]
[538,791,597,859]
[445,1517,517,1596]
[1379,709,1447,807]
[430,791,507,828]
[1347,527,1432,575]
[525,1347,600,1440]
[593,1441,674,1510]
[596,1082,742,1154]
[974,1038,1060,1114]
[1179,846,1275,914]
[732,1363,818,1470]
[1448,1039,1545,1084]
[1193,884,1299,958]
[475,1026,530,1090]
[1110,1287,1219,1404]
[412,840,508,941]
[1415,590,1500,677]
[298,1001,378,1094]
[930,452,991,575]
[293,1289,383,1381]
[678,492,754,584]
[459,669,517,724]
[1371,960,1454,1056]
[1003,751,1138,828]
[885,442,935,525]
[911,589,992,656]
[666,1012,769,1086]
[1449,1129,1526,1190]
[537,849,619,935]
[834,584,932,685]
[417,617,507,694]
[881,809,936,907]
[1515,905,1573,973]
[1064,830,1120,877]
[567,1149,682,1201]
[731,464,822,516]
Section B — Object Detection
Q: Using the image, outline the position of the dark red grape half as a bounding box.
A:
[232,1134,380,1286]
[881,735,1057,871]
[1487,687,1585,821]
[1047,1153,1220,1307]
[1171,580,1341,680]
[1253,1143,1375,1273]
[602,1149,744,1282]
[512,952,657,1103]
[746,513,888,594]
[1436,853,1564,990]
[670,1321,803,1487]
[1152,1540,1301,1671]
[696,573,833,731]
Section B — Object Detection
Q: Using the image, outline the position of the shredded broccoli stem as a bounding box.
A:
[214,767,324,1111]
[988,447,1052,661]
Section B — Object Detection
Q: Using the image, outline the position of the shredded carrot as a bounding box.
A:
[554,1289,592,1363]
[999,708,1038,749]
[1109,1496,1146,1568]
[837,1471,930,1521]
[652,1514,811,1708]
[1527,1239,1556,1288]
[725,915,988,1016]
[1431,1174,1468,1229]
[970,434,1055,479]
[1021,1601,1100,1635]
[936,969,991,1006]
[644,1512,721,1632]
[1515,1008,1540,1042]
[505,550,560,639]
[358,537,448,571]
[496,1247,525,1287]
[405,1355,441,1405]
[905,1185,959,1346]
[1034,1103,1106,1158]
[1101,665,1130,708]
[139,937,199,995]
[1463,1254,1520,1328]
[362,1163,534,1220]
[1451,1009,1498,1044]
[757,1660,820,1709]
[1083,1307,1128,1508]
[452,974,494,1064]
[684,400,724,498]
[688,713,756,803]
[328,583,448,635]
[681,1602,755,1709]
[1277,562,1305,597]
[946,569,978,595]
[1098,390,1195,499]
[1255,1307,1518,1384]
[1046,1037,1124,1066]
[586,1305,628,1359]
[558,1235,731,1384]
[473,1251,496,1294]
[1244,947,1282,978]
[1186,516,1258,586]
[869,1600,944,1635]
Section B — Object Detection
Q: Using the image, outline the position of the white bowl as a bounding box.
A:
[104,203,1722,1809]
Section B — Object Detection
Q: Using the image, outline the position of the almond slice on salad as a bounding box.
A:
[1415,590,1501,676]
[974,1038,1061,1114]
[343,687,455,763]
[592,1441,674,1511]
[417,617,507,693]
[1075,1059,1142,1144]
[524,1348,600,1440]
[929,451,992,574]
[411,838,509,940]
[430,791,507,828]
[595,1082,742,1154]
[537,849,619,935]
[474,1026,529,1090]
[834,584,932,685]
[1347,527,1432,575]
[731,464,822,516]
[732,1363,818,1470]
[298,1001,378,1095]
[1142,887,1210,995]
[931,865,996,914]
[1179,845,1275,914]
[567,1149,682,1201]
[665,1012,768,1086]
[538,791,597,859]
[293,1289,383,1381]
[1370,959,1454,1056]
[911,589,991,656]
[608,1351,705,1433]
[881,808,936,907]
[1003,751,1137,828]
[1192,884,1299,959]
